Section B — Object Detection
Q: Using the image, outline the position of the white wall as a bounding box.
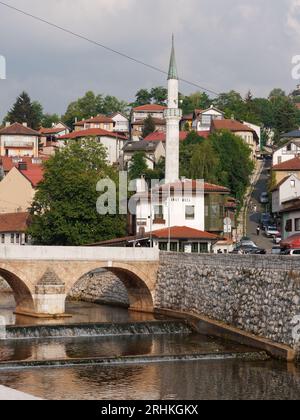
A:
[136,190,205,234]
[272,175,300,213]
[273,142,300,166]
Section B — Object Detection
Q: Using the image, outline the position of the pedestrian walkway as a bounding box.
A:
[0,385,41,400]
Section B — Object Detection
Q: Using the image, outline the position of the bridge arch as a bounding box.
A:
[0,267,35,314]
[68,262,156,313]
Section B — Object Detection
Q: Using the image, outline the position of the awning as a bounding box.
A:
[280,234,300,249]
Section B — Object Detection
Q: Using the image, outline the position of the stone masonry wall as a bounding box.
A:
[156,253,300,350]
[0,277,11,292]
[68,269,129,307]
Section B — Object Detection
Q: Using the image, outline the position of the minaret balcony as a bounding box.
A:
[164,108,182,119]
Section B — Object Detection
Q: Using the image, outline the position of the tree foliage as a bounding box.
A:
[128,152,149,181]
[28,142,126,245]
[4,92,43,130]
[62,91,128,128]
[142,115,156,138]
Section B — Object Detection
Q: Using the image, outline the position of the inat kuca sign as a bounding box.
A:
[0,55,6,79]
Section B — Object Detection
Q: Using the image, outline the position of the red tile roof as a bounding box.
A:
[40,127,67,135]
[151,226,220,240]
[212,119,258,138]
[133,104,167,112]
[0,212,31,233]
[272,157,300,171]
[135,180,230,199]
[74,115,114,126]
[144,131,210,142]
[0,157,45,187]
[0,122,40,136]
[59,128,128,141]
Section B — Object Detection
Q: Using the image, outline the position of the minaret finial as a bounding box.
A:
[168,34,178,80]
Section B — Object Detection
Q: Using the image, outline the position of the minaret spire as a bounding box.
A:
[168,34,178,80]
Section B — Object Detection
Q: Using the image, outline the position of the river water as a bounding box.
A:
[0,292,300,400]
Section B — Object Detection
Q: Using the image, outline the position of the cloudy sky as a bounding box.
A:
[1,0,300,119]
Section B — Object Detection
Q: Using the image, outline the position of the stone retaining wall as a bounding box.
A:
[68,270,129,307]
[156,253,300,352]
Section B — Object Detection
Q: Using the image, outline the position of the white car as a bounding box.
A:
[282,249,300,256]
[265,226,280,238]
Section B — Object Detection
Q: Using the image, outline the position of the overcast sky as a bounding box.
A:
[1,0,300,119]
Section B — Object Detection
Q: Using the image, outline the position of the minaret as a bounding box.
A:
[164,35,182,184]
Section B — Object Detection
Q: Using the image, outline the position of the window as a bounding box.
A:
[1,234,4,244]
[154,205,164,220]
[185,205,195,220]
[16,234,20,244]
[192,243,199,253]
[295,219,300,232]
[201,115,211,126]
[286,219,293,232]
[291,180,296,188]
[159,242,168,251]
[170,242,178,252]
[287,144,292,152]
[10,234,14,244]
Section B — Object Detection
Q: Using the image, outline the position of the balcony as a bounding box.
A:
[4,141,35,149]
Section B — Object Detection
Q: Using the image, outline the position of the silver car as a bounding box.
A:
[260,192,269,204]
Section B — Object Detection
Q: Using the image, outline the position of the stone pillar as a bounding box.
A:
[33,268,67,316]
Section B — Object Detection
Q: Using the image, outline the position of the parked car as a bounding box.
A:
[281,249,300,256]
[260,192,269,204]
[265,226,280,238]
[271,246,282,255]
[232,245,266,255]
[237,238,258,248]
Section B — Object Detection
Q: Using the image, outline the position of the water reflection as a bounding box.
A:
[0,293,160,326]
[0,361,300,400]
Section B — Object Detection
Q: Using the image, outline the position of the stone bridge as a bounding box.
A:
[0,246,160,317]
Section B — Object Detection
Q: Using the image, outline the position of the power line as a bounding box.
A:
[0,0,220,96]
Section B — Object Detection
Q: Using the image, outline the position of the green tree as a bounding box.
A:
[214,90,246,120]
[270,95,299,142]
[142,115,156,138]
[210,130,254,203]
[128,152,148,180]
[41,113,60,128]
[145,157,165,184]
[189,140,219,182]
[180,91,211,114]
[133,89,152,107]
[150,87,167,105]
[4,92,43,129]
[62,91,128,128]
[268,88,286,100]
[28,141,126,246]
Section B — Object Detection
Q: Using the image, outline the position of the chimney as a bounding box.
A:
[5,122,10,127]
[18,161,28,171]
[22,122,28,127]
[74,117,78,124]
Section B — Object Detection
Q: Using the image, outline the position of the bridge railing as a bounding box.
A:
[0,246,160,262]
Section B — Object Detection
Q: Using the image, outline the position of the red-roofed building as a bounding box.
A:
[39,123,70,155]
[144,130,210,142]
[0,157,45,213]
[0,122,40,158]
[74,115,115,132]
[131,104,168,137]
[129,179,234,238]
[89,226,220,253]
[0,212,31,245]
[192,106,225,132]
[59,128,128,165]
[272,157,300,184]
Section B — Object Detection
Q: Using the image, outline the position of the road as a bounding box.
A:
[246,160,274,251]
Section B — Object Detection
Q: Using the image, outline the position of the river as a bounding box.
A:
[0,292,300,400]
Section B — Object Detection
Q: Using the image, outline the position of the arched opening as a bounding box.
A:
[69,266,154,314]
[0,268,35,316]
